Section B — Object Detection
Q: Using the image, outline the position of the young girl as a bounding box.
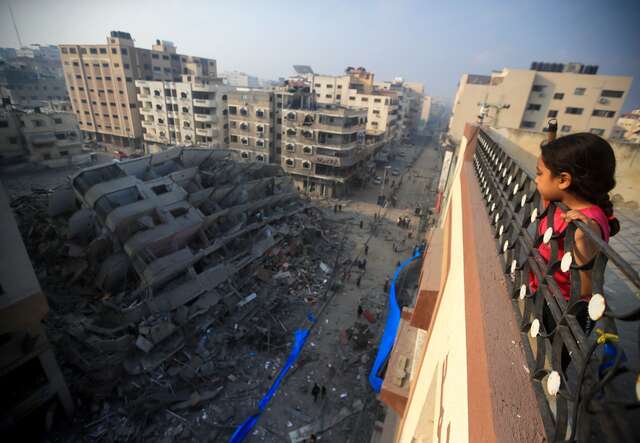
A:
[531,132,620,333]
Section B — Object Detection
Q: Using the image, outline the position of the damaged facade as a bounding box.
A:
[280,86,370,197]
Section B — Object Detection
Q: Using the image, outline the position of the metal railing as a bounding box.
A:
[473,129,639,442]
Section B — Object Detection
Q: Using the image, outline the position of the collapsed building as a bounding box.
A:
[5,146,348,439]
[65,147,308,359]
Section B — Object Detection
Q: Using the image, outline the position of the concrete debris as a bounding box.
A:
[8,147,348,441]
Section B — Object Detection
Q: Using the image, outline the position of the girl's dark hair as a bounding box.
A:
[541,132,620,236]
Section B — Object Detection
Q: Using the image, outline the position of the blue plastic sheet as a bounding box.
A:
[369,249,422,392]
[229,327,311,443]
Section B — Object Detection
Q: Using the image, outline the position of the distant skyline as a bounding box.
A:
[1,0,639,112]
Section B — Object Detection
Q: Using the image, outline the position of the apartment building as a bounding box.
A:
[448,62,633,142]
[1,61,68,108]
[59,31,217,150]
[227,89,277,163]
[613,109,640,143]
[0,107,83,164]
[310,68,422,144]
[311,70,399,140]
[137,76,231,152]
[221,71,260,88]
[280,87,368,197]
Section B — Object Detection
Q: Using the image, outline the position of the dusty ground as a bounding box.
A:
[248,141,443,442]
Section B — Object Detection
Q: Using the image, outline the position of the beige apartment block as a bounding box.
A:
[0,107,83,165]
[310,70,402,142]
[613,109,640,143]
[421,96,432,123]
[448,65,632,142]
[227,89,277,163]
[137,77,231,153]
[281,87,369,197]
[59,31,217,150]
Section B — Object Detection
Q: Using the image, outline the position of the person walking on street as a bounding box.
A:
[362,258,367,271]
[384,276,390,292]
[312,383,320,402]
[357,304,363,317]
[359,219,364,229]
[364,244,369,256]
[356,274,362,287]
[321,386,327,400]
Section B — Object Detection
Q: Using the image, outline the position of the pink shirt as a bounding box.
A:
[529,205,610,300]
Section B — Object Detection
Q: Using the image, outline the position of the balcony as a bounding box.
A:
[193,98,217,107]
[194,113,217,123]
[195,127,219,138]
[378,123,640,442]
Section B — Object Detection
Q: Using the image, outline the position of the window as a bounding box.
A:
[361,97,368,102]
[592,109,615,118]
[326,84,333,88]
[121,48,128,55]
[325,94,332,99]
[90,48,97,54]
[285,158,294,167]
[337,85,342,89]
[102,63,109,67]
[111,48,117,54]
[72,61,79,66]
[61,48,68,54]
[229,106,237,115]
[601,90,624,98]
[547,110,558,118]
[241,137,249,145]
[561,125,572,132]
[520,121,536,129]
[314,83,321,87]
[230,135,238,143]
[526,103,541,111]
[336,95,341,100]
[34,119,44,127]
[349,96,356,101]
[590,128,605,136]
[374,98,381,103]
[162,55,169,60]
[54,118,63,124]
[152,54,159,59]
[126,77,132,82]
[574,87,586,96]
[532,85,545,92]
[241,152,249,159]
[99,48,107,54]
[565,107,583,115]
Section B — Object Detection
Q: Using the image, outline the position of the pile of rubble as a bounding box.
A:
[10,148,346,441]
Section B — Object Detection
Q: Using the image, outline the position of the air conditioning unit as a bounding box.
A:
[598,98,609,105]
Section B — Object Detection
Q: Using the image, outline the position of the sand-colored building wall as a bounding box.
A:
[449,68,632,143]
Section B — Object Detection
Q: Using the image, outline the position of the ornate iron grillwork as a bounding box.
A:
[473,129,640,442]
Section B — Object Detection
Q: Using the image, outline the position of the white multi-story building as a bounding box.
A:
[136,76,231,152]
[448,62,633,142]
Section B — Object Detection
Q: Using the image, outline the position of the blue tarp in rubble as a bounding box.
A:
[369,250,422,392]
[229,327,311,442]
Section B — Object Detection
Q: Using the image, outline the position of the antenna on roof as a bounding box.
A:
[7,2,23,48]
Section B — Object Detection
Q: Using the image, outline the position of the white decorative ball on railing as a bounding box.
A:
[530,318,540,337]
[560,252,572,272]
[543,227,553,244]
[588,293,606,321]
[547,371,561,396]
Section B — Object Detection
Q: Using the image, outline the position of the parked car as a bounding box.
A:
[113,150,129,160]
[391,168,401,176]
[373,176,383,185]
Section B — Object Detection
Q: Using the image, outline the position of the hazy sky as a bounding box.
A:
[1,0,639,111]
